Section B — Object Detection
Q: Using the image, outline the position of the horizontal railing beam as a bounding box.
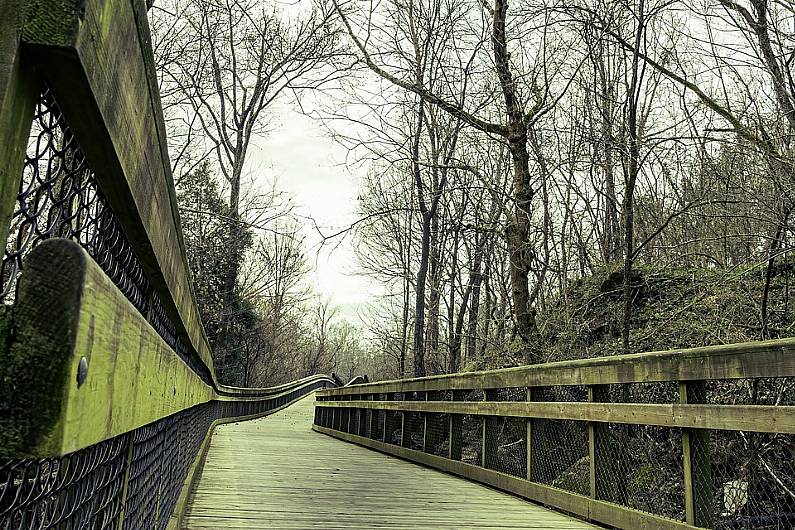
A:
[19,0,217,381]
[0,239,215,458]
[316,400,795,434]
[318,338,795,395]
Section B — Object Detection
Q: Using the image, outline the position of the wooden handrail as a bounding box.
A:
[318,337,795,395]
[314,342,795,530]
[317,399,795,433]
[0,240,336,458]
[6,0,219,386]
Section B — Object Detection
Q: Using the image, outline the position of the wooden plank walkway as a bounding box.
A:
[183,394,598,529]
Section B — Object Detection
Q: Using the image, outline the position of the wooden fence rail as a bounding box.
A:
[314,339,795,530]
[0,2,341,529]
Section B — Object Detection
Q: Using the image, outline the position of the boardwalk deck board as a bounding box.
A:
[183,394,597,529]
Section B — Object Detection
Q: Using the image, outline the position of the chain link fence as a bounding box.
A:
[316,376,795,529]
[1,380,328,530]
[1,86,212,385]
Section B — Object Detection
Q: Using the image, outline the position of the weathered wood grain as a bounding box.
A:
[315,423,700,530]
[0,0,37,254]
[318,337,795,395]
[19,0,216,380]
[317,399,795,434]
[0,240,214,457]
[182,395,597,530]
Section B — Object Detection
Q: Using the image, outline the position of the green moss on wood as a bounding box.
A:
[22,0,81,46]
[0,240,84,458]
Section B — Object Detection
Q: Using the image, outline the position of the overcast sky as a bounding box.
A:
[248,102,382,323]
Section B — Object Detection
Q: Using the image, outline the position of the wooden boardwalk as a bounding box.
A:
[183,395,597,529]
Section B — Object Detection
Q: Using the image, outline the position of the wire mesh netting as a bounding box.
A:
[1,86,212,385]
[707,378,795,529]
[592,382,686,519]
[594,423,685,520]
[484,388,527,478]
[373,395,386,440]
[424,391,451,457]
[0,436,129,530]
[0,382,326,530]
[710,430,795,529]
[1,88,148,310]
[460,390,484,466]
[529,386,589,495]
[403,392,424,451]
[385,393,404,446]
[317,378,795,529]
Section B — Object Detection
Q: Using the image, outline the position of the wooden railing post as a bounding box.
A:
[422,391,430,452]
[482,389,499,469]
[356,396,364,436]
[526,387,533,480]
[588,385,606,497]
[449,390,463,460]
[383,393,392,442]
[588,384,627,504]
[0,23,38,254]
[681,381,713,527]
[368,394,376,437]
[399,393,406,447]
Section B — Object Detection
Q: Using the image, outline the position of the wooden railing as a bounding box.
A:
[2,0,218,384]
[314,340,795,529]
[0,1,339,529]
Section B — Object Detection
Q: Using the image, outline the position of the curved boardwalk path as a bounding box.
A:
[183,394,597,529]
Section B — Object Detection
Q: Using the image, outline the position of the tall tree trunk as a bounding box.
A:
[221,156,245,358]
[494,0,540,363]
[761,211,789,339]
[450,282,473,372]
[400,184,414,377]
[466,260,484,364]
[413,210,432,376]
[426,195,441,359]
[601,76,620,262]
[621,0,644,355]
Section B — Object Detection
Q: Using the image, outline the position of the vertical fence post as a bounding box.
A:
[422,391,430,452]
[399,393,406,447]
[681,381,713,527]
[383,393,392,443]
[356,395,363,436]
[0,23,38,254]
[526,387,533,480]
[588,385,605,497]
[369,393,376,437]
[528,387,557,483]
[449,390,462,460]
[482,389,498,469]
[346,397,352,433]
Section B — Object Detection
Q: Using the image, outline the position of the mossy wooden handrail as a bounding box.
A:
[2,0,219,383]
[314,342,795,530]
[1,0,339,474]
[0,2,343,528]
[318,399,795,433]
[322,337,795,394]
[0,239,336,459]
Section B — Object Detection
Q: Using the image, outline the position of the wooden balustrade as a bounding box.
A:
[314,339,795,530]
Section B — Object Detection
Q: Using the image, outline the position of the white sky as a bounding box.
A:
[248,102,382,323]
